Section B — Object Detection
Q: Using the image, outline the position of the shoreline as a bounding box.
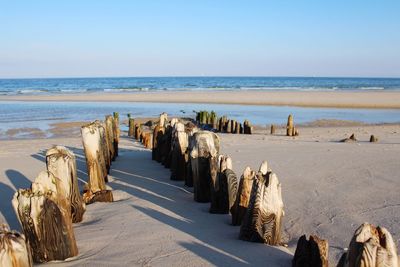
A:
[1,119,399,141]
[1,90,400,109]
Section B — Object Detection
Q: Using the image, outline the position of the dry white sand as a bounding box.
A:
[0,124,399,266]
[2,90,400,109]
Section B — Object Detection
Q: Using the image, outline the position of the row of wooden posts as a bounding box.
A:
[1,113,120,266]
[196,110,254,134]
[196,111,299,137]
[132,112,398,267]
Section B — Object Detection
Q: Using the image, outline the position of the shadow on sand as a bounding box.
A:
[27,136,292,265]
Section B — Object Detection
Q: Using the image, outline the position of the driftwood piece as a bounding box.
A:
[170,122,188,181]
[230,167,256,226]
[190,131,220,202]
[12,187,78,263]
[370,135,378,142]
[210,155,238,214]
[338,223,398,267]
[46,146,86,223]
[239,162,284,245]
[292,235,329,267]
[0,225,32,267]
[287,114,294,136]
[128,118,135,137]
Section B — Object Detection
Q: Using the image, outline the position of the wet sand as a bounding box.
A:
[1,90,400,109]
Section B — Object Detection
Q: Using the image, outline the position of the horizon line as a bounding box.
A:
[1,75,400,80]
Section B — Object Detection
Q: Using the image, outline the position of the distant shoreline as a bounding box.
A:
[1,91,400,109]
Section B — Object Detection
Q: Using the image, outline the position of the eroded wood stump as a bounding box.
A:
[159,112,168,128]
[293,234,329,267]
[112,113,119,158]
[128,118,135,137]
[82,190,114,204]
[210,155,238,214]
[81,122,113,204]
[244,120,253,134]
[46,146,86,223]
[270,124,276,135]
[170,122,188,181]
[239,162,284,245]
[287,114,294,136]
[152,125,165,161]
[0,225,32,267]
[340,133,357,143]
[105,115,116,161]
[230,167,256,226]
[370,135,378,142]
[141,131,153,149]
[12,188,78,263]
[338,223,398,267]
[190,131,220,202]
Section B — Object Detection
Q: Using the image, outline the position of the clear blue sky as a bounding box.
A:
[1,0,399,78]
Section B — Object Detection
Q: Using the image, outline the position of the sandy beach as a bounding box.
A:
[1,123,399,266]
[2,90,400,109]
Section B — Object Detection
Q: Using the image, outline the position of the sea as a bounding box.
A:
[0,77,400,139]
[0,76,400,95]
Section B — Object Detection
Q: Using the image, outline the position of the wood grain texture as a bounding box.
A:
[292,234,329,267]
[46,145,86,223]
[239,169,284,245]
[338,223,399,267]
[0,225,32,267]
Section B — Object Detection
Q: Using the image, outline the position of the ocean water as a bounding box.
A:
[0,77,400,95]
[1,101,400,139]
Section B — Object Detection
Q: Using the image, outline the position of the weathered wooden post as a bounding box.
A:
[270,124,276,135]
[226,120,232,133]
[293,235,329,267]
[128,118,135,137]
[230,167,256,225]
[338,223,398,267]
[152,125,165,161]
[113,112,119,158]
[287,114,294,136]
[340,133,357,143]
[170,122,189,181]
[210,155,238,214]
[239,162,284,245]
[159,112,168,128]
[243,120,253,134]
[81,122,113,204]
[12,171,79,263]
[370,135,378,142]
[210,111,217,129]
[105,115,115,161]
[97,121,110,181]
[143,132,153,149]
[0,225,33,267]
[231,120,237,133]
[190,131,220,202]
[134,123,141,140]
[46,146,86,223]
